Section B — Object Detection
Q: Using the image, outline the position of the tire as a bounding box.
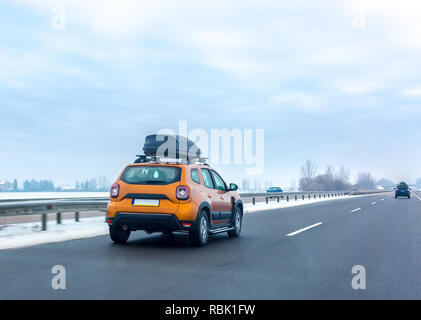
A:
[190,210,209,247]
[408,195,411,199]
[228,206,242,238]
[395,195,398,199]
[109,225,131,243]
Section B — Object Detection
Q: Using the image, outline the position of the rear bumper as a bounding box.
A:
[109,213,192,232]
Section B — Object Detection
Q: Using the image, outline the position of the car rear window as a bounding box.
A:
[190,169,201,184]
[201,169,214,189]
[121,166,181,185]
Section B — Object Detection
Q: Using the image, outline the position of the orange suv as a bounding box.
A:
[106,159,243,246]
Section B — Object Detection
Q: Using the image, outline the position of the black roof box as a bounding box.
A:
[142,134,202,160]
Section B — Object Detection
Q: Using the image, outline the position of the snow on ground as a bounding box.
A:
[244,194,366,213]
[0,193,372,250]
[0,217,108,250]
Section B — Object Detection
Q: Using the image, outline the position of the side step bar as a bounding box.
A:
[210,226,234,234]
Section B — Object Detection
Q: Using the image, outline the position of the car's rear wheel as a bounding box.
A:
[109,225,131,243]
[228,207,242,238]
[190,210,209,247]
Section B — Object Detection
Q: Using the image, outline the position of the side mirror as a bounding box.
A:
[229,183,238,191]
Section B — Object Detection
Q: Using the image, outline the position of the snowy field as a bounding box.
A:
[0,193,374,250]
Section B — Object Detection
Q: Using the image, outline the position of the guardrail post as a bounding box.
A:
[57,212,62,224]
[308,195,311,199]
[42,214,47,231]
[277,196,280,203]
[295,195,297,201]
[266,197,268,204]
[75,211,79,222]
[302,195,304,200]
[287,196,289,202]
[252,197,255,205]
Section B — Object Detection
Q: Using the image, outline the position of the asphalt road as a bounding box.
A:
[1,192,421,299]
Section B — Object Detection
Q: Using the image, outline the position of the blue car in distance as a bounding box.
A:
[266,187,283,193]
[395,182,411,199]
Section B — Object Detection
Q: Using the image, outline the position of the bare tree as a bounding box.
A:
[335,165,350,184]
[300,160,318,190]
[355,172,376,189]
[301,160,318,179]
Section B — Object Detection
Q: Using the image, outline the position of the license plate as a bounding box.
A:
[132,199,160,207]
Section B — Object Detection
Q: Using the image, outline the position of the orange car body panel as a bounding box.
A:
[107,163,241,225]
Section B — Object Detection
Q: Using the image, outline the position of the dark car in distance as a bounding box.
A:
[395,182,411,199]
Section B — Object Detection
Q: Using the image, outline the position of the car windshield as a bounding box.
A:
[397,183,408,190]
[121,166,181,185]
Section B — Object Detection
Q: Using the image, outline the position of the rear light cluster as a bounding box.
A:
[176,185,190,200]
[110,183,119,198]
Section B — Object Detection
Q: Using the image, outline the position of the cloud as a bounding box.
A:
[269,92,327,112]
[402,86,421,96]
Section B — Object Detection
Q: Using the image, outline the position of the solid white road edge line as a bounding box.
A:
[286,222,323,237]
[371,202,376,205]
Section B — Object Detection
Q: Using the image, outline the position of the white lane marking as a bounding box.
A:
[415,194,421,201]
[381,199,385,201]
[351,208,362,213]
[286,222,323,237]
[371,202,376,205]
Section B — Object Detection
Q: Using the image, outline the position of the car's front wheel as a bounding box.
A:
[228,207,242,238]
[109,225,131,243]
[190,210,209,247]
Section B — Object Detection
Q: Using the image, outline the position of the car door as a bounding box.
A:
[200,168,221,223]
[210,170,232,223]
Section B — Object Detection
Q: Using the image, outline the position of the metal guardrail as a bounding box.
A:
[0,199,108,231]
[0,190,390,231]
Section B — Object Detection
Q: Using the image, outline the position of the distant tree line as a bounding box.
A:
[1,176,111,192]
[23,179,55,192]
[299,160,378,191]
[74,176,110,191]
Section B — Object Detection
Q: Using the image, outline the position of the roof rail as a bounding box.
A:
[134,155,209,165]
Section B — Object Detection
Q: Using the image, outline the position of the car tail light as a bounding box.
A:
[110,183,119,198]
[176,185,190,200]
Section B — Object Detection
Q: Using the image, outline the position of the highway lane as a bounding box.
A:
[1,192,421,299]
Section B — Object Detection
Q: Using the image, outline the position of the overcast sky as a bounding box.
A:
[1,0,421,188]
